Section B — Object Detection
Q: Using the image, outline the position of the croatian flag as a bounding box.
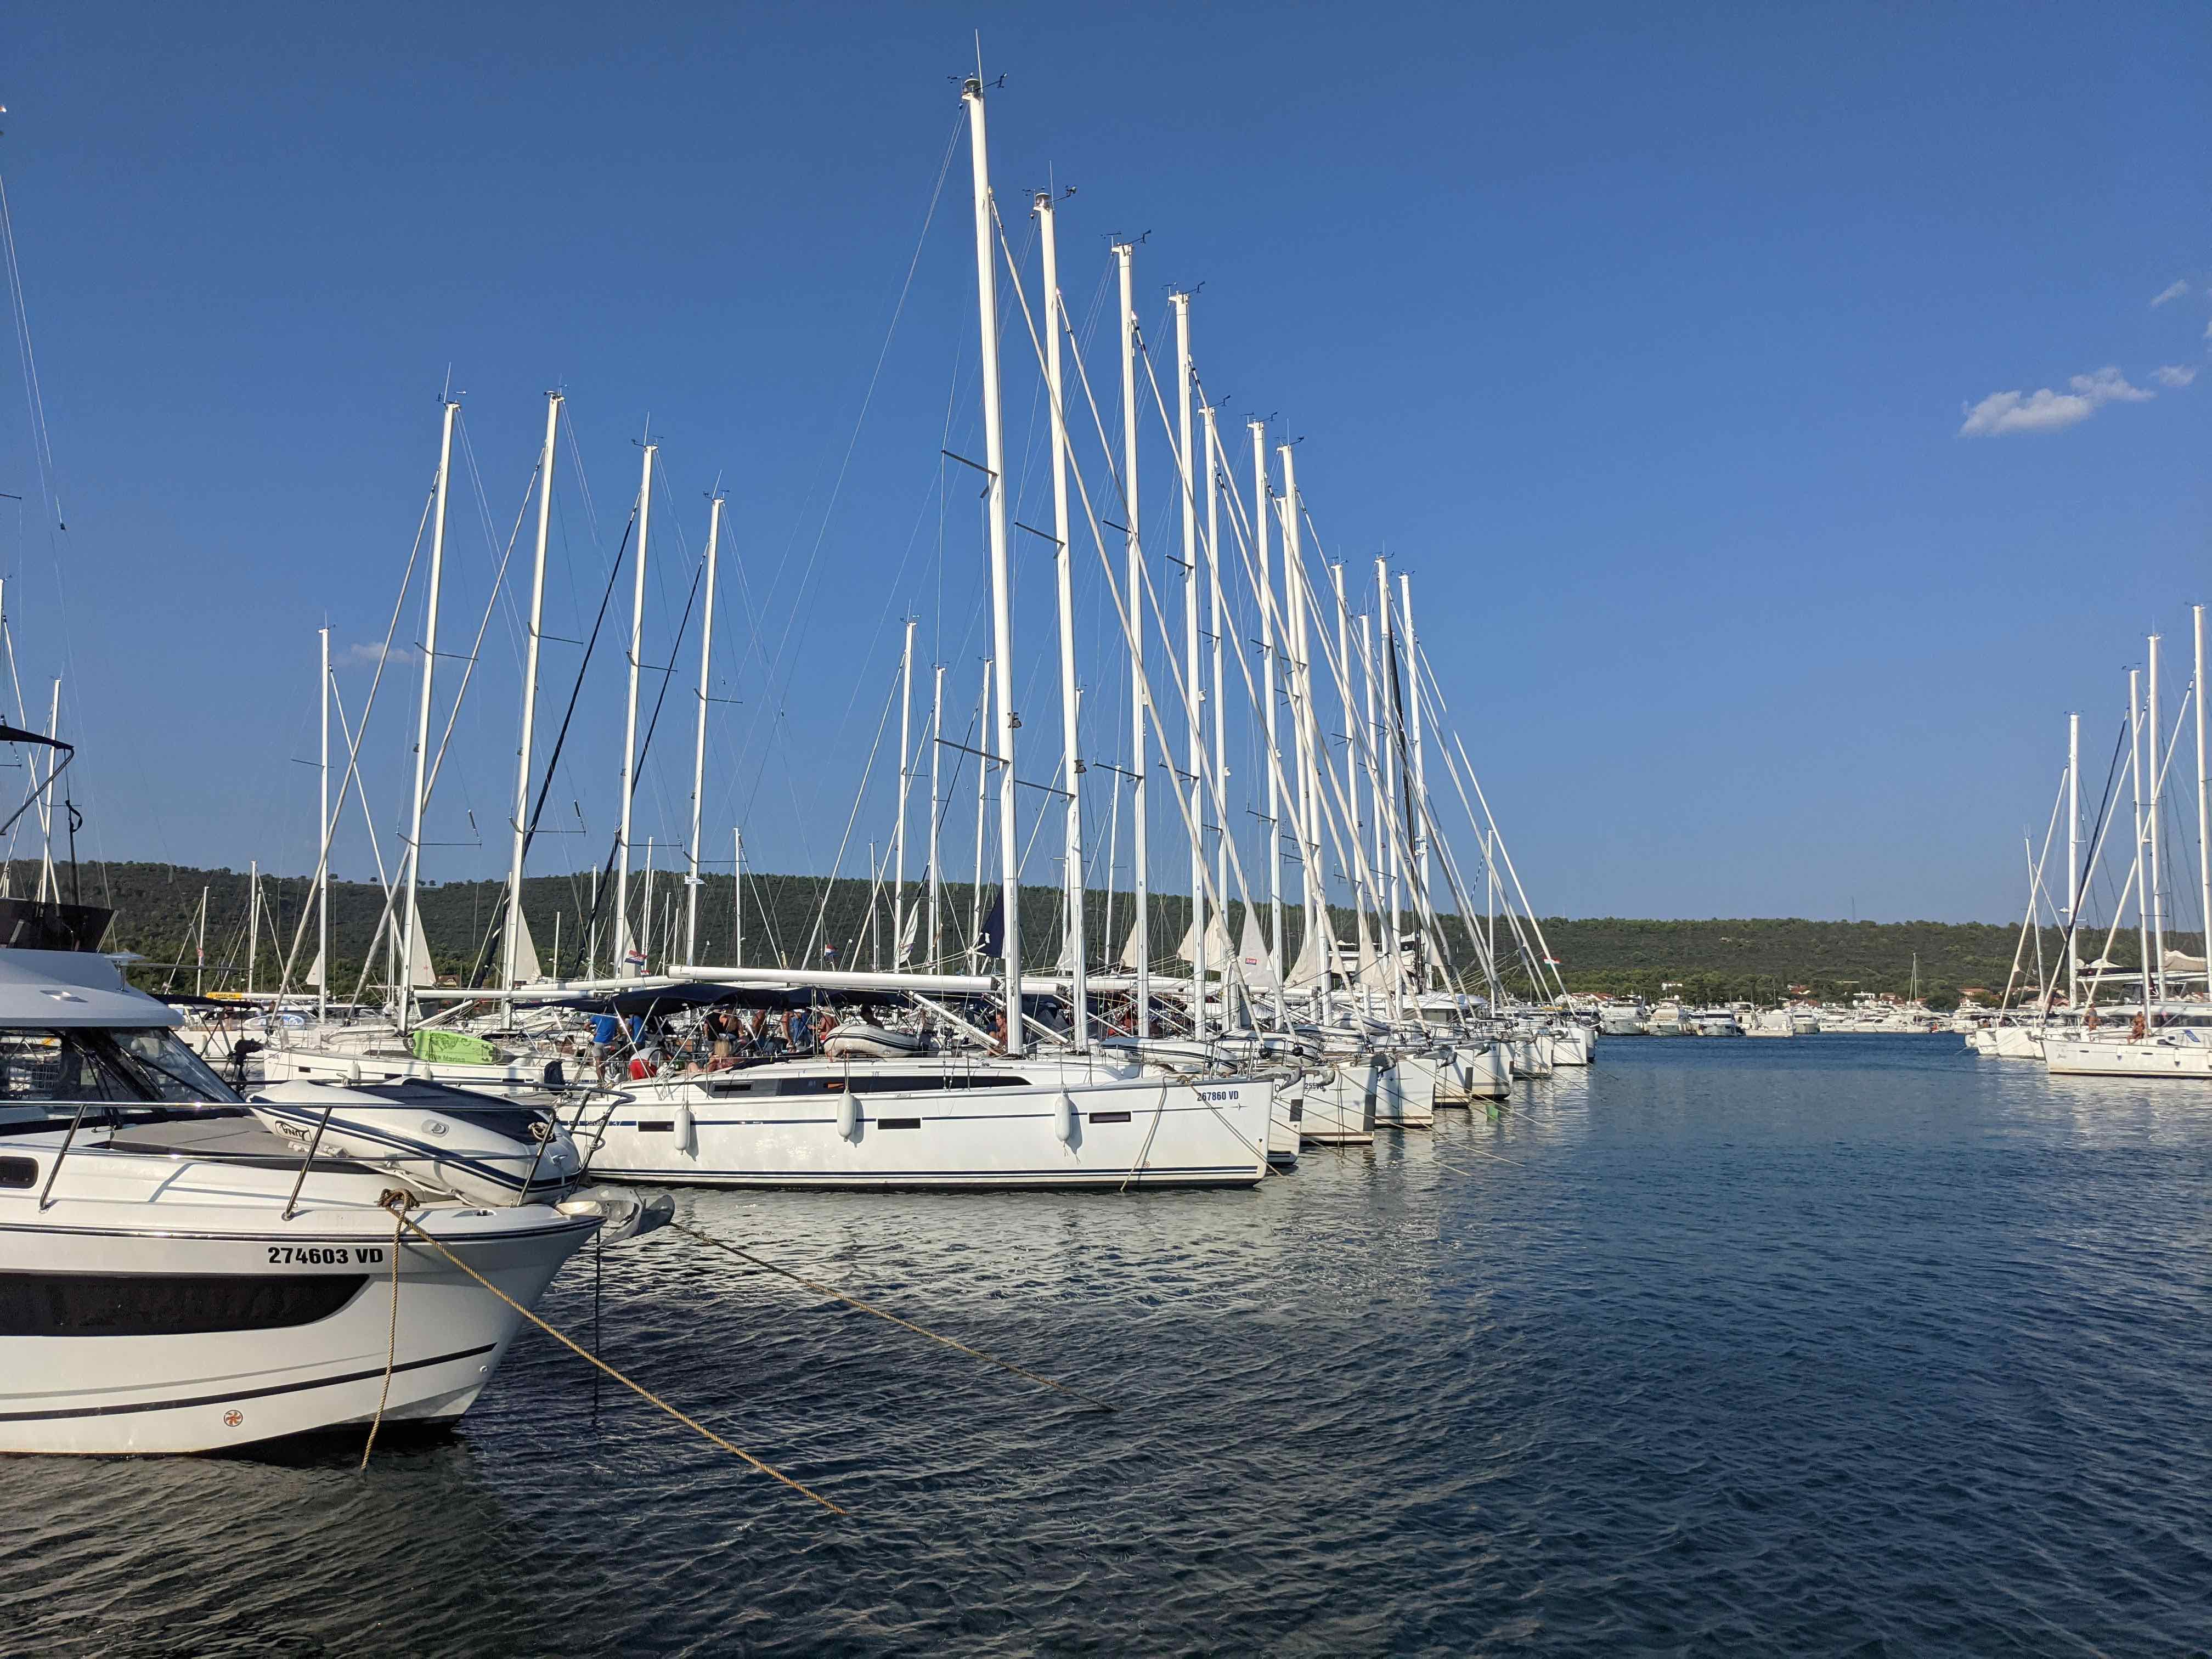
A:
[624,948,646,969]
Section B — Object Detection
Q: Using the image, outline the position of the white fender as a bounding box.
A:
[673,1101,696,1156]
[836,1089,859,1141]
[1054,1090,1077,1144]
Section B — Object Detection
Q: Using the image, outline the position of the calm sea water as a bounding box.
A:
[5,1035,2209,1657]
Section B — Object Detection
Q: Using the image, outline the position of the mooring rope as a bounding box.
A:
[1119,1080,1171,1194]
[1430,1142,1533,1176]
[672,1222,1117,1415]
[390,1207,844,1514]
[358,1206,404,1470]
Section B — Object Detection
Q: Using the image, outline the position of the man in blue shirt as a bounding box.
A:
[591,1012,621,1082]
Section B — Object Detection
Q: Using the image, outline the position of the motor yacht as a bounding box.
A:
[0,917,631,1453]
[1596,1000,1646,1036]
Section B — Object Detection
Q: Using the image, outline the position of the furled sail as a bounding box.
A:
[1237,910,1279,992]
[509,909,544,984]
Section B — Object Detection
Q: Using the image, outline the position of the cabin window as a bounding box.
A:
[0,1155,34,1187]
[877,1118,922,1130]
[0,1271,366,1337]
[1088,1111,1132,1125]
[635,1120,675,1133]
[772,1073,1033,1097]
[0,1028,240,1107]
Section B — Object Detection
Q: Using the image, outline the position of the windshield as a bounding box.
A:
[0,1027,242,1107]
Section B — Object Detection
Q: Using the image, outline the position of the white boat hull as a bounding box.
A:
[1437,1042,1510,1102]
[1375,1056,1437,1127]
[0,1186,595,1454]
[1547,1026,1594,1065]
[576,1070,1271,1188]
[1508,1037,1552,1078]
[1988,1026,2047,1059]
[1298,1058,1380,1144]
[1267,1081,1301,1166]
[2044,1035,2212,1077]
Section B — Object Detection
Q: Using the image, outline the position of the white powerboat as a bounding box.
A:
[0,930,618,1454]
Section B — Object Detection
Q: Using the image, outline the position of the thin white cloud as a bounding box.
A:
[2152,279,2190,307]
[1959,366,2155,437]
[2154,364,2198,388]
[342,641,420,668]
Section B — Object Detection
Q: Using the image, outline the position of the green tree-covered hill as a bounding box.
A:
[29,859,2140,1013]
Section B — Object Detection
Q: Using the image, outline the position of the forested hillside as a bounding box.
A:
[26,859,2136,1012]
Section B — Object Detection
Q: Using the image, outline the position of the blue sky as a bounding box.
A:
[1,2,2207,928]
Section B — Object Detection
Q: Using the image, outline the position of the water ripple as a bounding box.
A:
[2,1036,2208,1655]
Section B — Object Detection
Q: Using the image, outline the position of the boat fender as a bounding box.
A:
[1054,1090,1077,1145]
[673,1102,696,1156]
[346,1058,362,1084]
[837,1090,859,1141]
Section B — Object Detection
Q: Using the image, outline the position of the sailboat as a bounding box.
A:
[2045,622,2212,1079]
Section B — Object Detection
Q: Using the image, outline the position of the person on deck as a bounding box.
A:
[591,1011,621,1084]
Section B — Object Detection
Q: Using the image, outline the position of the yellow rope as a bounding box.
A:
[358,1206,403,1470]
[391,1208,845,1514]
[672,1221,1118,1415]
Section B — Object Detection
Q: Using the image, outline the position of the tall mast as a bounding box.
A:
[1173,291,1206,1040]
[1037,189,1086,1049]
[1330,562,1362,1000]
[641,837,656,974]
[2131,667,2149,1017]
[616,436,656,975]
[893,616,915,965]
[1280,444,1324,1018]
[195,885,207,998]
[1398,571,1431,995]
[2149,634,2166,1005]
[2067,710,2080,1008]
[1203,402,1227,1005]
[506,391,561,994]
[247,859,258,997]
[1115,240,1149,1037]
[969,656,989,965]
[962,76,1023,1054]
[1253,420,1283,1002]
[1359,608,1384,993]
[732,827,744,968]
[399,397,459,1030]
[1362,609,1383,893]
[686,493,724,966]
[928,663,944,972]
[2197,607,2210,995]
[318,624,330,1025]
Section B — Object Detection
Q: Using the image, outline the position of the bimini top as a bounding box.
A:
[0,945,180,1029]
